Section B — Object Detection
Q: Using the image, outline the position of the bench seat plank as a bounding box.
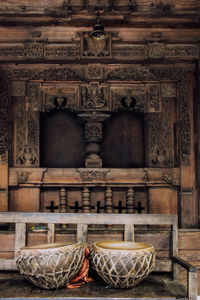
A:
[0,272,187,299]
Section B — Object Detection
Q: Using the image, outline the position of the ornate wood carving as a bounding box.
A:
[24,42,44,59]
[161,169,174,184]
[77,168,109,182]
[41,85,79,112]
[148,85,161,112]
[45,44,80,60]
[85,122,102,168]
[177,77,191,165]
[17,170,32,184]
[111,86,147,113]
[113,44,147,59]
[161,83,176,98]
[12,81,26,97]
[148,42,165,59]
[80,83,110,110]
[148,99,173,167]
[86,65,104,80]
[0,81,10,163]
[0,41,198,62]
[80,32,112,58]
[27,83,40,166]
[2,64,191,166]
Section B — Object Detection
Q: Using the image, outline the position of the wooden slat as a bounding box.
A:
[155,260,172,272]
[47,223,55,244]
[172,216,179,280]
[77,224,88,243]
[0,259,17,270]
[124,224,134,242]
[0,212,175,225]
[15,223,26,255]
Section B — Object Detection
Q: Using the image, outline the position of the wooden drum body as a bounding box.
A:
[16,241,84,289]
[90,241,155,289]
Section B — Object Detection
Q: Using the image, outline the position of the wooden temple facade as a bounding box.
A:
[0,0,200,294]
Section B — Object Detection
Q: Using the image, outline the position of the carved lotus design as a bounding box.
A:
[90,241,155,289]
[16,241,84,289]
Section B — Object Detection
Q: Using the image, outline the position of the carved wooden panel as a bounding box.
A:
[0,81,10,163]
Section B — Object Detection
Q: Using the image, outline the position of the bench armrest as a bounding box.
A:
[172,256,197,300]
[172,256,197,272]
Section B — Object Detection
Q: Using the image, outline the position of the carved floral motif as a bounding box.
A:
[12,81,26,97]
[77,169,110,182]
[161,169,174,184]
[17,170,32,184]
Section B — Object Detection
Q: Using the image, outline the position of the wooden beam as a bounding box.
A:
[0,212,176,225]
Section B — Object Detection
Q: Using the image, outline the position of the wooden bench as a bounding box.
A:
[0,212,197,300]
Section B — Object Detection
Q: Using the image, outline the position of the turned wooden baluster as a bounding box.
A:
[126,187,134,214]
[105,186,113,213]
[59,188,67,228]
[82,187,90,213]
[105,186,113,228]
[60,188,68,213]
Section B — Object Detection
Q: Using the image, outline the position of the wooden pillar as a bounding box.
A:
[126,187,134,213]
[179,72,198,228]
[0,80,10,215]
[82,187,90,213]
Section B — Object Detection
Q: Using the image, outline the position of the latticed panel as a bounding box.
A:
[90,248,155,288]
[16,244,84,289]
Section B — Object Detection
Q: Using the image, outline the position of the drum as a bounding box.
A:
[90,241,155,289]
[16,241,84,289]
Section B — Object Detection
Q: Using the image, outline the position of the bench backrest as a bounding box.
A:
[0,212,178,275]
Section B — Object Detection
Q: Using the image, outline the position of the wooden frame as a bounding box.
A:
[0,212,197,299]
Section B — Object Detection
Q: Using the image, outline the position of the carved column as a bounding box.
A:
[105,186,113,214]
[0,81,10,213]
[78,113,110,168]
[82,187,90,213]
[59,188,67,213]
[85,122,102,168]
[126,187,134,213]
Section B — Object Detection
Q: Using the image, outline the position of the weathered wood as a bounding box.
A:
[124,224,134,242]
[0,212,176,225]
[47,223,55,244]
[8,167,180,187]
[15,223,26,255]
[77,223,88,243]
[0,272,188,299]
[0,259,16,270]
[188,271,198,300]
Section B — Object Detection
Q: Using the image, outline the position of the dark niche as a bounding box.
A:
[101,111,145,168]
[40,110,86,168]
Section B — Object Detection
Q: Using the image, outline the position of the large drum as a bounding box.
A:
[16,241,84,289]
[90,241,155,289]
